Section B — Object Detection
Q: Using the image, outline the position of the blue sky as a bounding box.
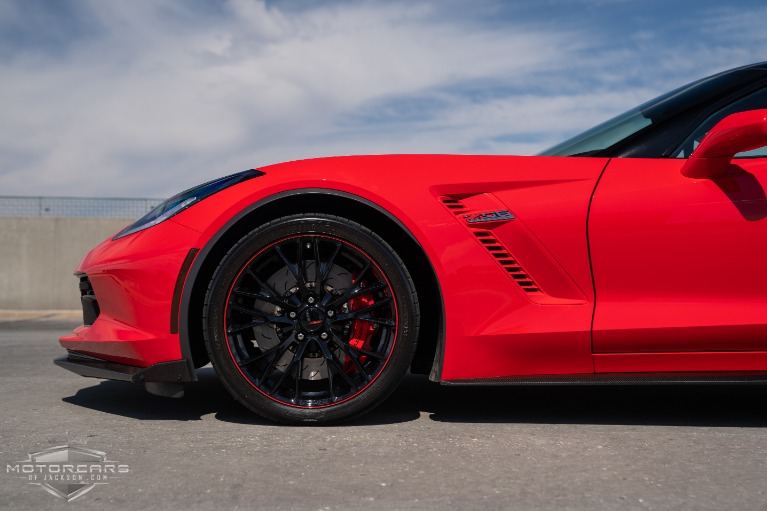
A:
[1,0,766,197]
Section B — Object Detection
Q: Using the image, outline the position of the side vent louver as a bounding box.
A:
[439,195,541,294]
[472,231,540,292]
[440,197,469,214]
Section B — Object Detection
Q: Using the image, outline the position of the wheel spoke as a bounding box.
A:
[232,287,292,310]
[313,236,322,291]
[329,332,370,381]
[320,241,342,282]
[331,296,392,324]
[268,339,308,395]
[295,360,303,402]
[245,268,290,308]
[228,303,294,326]
[358,317,396,327]
[350,345,385,360]
[326,262,371,307]
[317,339,359,390]
[325,357,335,401]
[228,319,266,334]
[274,242,307,299]
[296,239,310,296]
[238,336,294,367]
[273,243,296,278]
[259,335,298,384]
[327,278,384,309]
[268,362,293,396]
[357,280,387,294]
[329,324,386,360]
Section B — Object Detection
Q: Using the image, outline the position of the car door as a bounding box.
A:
[589,89,767,367]
[590,156,767,353]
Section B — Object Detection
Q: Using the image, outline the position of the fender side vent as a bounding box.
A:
[472,230,540,293]
[439,197,469,214]
[438,196,541,294]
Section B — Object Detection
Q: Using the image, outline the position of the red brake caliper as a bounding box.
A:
[343,290,375,373]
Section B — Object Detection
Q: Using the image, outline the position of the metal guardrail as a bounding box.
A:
[0,196,164,219]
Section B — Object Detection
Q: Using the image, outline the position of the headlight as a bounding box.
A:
[113,169,264,240]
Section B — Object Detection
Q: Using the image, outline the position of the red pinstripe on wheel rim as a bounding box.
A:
[223,234,399,408]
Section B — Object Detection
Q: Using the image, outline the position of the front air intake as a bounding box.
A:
[78,275,100,326]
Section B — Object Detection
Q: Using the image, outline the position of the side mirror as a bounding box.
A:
[681,109,767,179]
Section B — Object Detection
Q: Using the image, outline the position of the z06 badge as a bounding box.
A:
[463,210,515,223]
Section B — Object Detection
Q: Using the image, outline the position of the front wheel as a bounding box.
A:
[203,214,419,424]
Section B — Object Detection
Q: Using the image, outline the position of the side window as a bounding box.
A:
[674,86,767,158]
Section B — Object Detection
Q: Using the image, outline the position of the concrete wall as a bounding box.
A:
[0,217,131,310]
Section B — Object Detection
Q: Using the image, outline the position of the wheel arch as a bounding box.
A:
[179,189,445,379]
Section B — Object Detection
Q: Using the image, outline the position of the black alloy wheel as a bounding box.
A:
[203,214,419,424]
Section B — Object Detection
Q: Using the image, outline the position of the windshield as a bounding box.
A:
[539,68,757,157]
[538,108,651,157]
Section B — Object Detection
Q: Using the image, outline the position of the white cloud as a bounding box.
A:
[0,0,765,197]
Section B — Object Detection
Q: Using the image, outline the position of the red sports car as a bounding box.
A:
[57,62,767,424]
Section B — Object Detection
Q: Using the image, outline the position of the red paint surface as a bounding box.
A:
[59,220,208,367]
[61,152,767,378]
[590,158,767,356]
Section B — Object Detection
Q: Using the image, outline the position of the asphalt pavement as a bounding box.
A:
[2,317,767,510]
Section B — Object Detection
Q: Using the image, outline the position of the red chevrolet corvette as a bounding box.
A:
[57,62,767,424]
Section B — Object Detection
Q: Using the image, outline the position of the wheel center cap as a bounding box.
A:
[299,307,325,332]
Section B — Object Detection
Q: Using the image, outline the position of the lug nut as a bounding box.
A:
[320,332,328,340]
[307,296,315,304]
[297,333,305,340]
[327,310,335,317]
[289,311,297,319]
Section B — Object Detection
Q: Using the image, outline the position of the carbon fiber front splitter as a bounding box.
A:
[55,351,193,384]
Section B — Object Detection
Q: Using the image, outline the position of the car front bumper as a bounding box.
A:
[57,219,209,374]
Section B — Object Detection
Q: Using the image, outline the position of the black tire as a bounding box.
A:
[203,214,419,424]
